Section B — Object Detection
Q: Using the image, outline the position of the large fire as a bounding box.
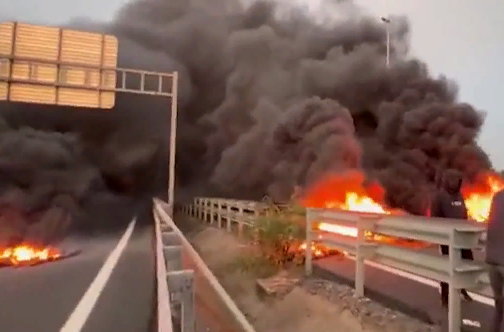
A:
[299,170,504,258]
[462,172,504,222]
[0,244,61,266]
[302,171,396,239]
[297,171,400,257]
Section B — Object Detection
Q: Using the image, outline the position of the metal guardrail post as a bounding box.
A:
[202,199,206,221]
[210,200,215,225]
[198,199,203,220]
[305,208,313,276]
[238,204,244,237]
[205,199,210,222]
[355,217,378,297]
[448,257,461,332]
[448,229,462,332]
[253,208,260,243]
[217,200,223,228]
[227,203,232,232]
[164,246,182,271]
[162,240,184,318]
[355,221,366,296]
[194,199,198,218]
[166,270,195,332]
[181,272,195,332]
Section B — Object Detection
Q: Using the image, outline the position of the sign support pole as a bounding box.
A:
[167,72,178,217]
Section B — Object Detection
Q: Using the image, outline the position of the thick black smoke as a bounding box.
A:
[0,0,492,244]
[111,0,489,212]
[0,24,175,244]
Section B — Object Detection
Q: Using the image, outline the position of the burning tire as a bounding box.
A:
[0,245,81,268]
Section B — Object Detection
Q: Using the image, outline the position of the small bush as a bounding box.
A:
[246,210,306,268]
[230,198,309,274]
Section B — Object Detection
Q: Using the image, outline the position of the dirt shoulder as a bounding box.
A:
[181,217,436,332]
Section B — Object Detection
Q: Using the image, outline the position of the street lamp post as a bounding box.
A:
[381,16,391,68]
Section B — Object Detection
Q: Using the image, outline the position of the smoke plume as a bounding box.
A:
[111,0,490,212]
[0,0,492,244]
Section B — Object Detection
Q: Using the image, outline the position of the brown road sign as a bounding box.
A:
[0,21,118,109]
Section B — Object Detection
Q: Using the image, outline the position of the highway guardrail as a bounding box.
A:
[183,197,269,237]
[306,207,486,332]
[181,196,491,332]
[154,200,178,332]
[153,198,256,332]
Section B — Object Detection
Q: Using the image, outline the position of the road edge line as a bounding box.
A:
[59,218,136,332]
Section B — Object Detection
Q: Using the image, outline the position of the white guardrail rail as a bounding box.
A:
[153,198,256,332]
[180,197,491,332]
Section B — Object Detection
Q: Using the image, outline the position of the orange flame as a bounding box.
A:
[298,170,503,258]
[298,242,325,257]
[302,171,389,211]
[0,244,61,265]
[462,172,504,222]
[298,171,396,257]
[302,171,395,238]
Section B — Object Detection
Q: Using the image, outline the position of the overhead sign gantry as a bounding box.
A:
[0,21,179,214]
[0,21,118,108]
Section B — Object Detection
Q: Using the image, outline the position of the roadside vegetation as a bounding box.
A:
[230,196,307,277]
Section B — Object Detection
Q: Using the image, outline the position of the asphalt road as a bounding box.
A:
[0,196,156,332]
[314,253,494,332]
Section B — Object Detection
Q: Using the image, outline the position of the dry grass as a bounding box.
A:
[187,225,384,332]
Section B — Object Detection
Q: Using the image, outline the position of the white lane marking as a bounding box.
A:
[59,218,137,332]
[342,254,495,307]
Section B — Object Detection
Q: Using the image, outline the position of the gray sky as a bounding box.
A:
[1,0,504,168]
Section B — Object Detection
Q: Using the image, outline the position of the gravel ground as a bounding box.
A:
[176,213,442,332]
[302,278,438,332]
